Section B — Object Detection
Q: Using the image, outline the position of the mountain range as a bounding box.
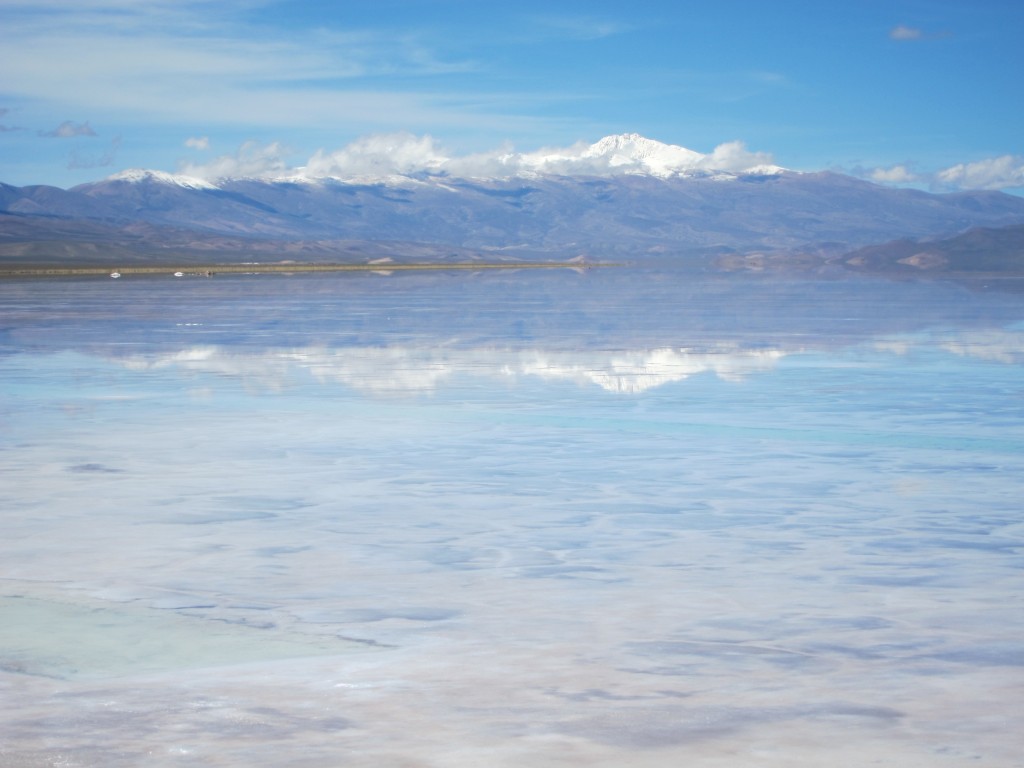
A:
[3,134,1024,275]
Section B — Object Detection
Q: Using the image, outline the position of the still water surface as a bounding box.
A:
[1,269,1023,766]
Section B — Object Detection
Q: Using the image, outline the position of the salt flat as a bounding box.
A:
[1,270,1022,766]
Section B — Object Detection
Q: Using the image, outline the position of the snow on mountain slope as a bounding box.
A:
[50,166,1024,258]
[107,169,220,190]
[499,133,717,179]
[580,133,706,175]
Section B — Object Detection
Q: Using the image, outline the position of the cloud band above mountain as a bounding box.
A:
[175,133,783,183]
[167,133,1024,193]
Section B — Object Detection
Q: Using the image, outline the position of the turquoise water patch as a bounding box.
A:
[0,594,369,680]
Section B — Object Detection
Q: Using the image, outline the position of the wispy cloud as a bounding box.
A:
[185,136,210,150]
[178,140,291,179]
[0,107,22,132]
[39,120,97,138]
[530,14,633,41]
[889,25,923,41]
[888,24,950,42]
[0,1,482,131]
[68,135,122,169]
[645,69,792,106]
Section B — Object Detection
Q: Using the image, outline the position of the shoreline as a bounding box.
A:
[0,261,606,278]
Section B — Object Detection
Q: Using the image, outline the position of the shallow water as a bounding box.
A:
[1,269,1023,766]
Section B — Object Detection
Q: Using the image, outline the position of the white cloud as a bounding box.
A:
[869,164,921,184]
[185,136,210,150]
[695,140,775,173]
[933,155,1024,191]
[862,156,1024,192]
[305,133,448,178]
[479,136,777,178]
[889,25,923,40]
[177,132,778,181]
[0,107,19,131]
[178,140,290,179]
[39,119,97,137]
[307,133,776,180]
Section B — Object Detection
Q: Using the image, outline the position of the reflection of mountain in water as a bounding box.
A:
[116,345,790,395]
[109,324,1024,396]
[4,270,1024,392]
[5,268,1024,355]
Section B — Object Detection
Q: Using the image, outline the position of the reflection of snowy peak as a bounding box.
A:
[115,345,790,396]
[109,328,1024,397]
[512,347,787,394]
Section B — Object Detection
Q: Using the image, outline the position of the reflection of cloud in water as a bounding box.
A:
[115,345,789,394]
[876,328,1024,364]
[938,329,1024,364]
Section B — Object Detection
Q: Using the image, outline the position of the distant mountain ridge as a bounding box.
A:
[3,134,1024,271]
[843,224,1024,274]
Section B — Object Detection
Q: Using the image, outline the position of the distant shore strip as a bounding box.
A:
[0,261,611,278]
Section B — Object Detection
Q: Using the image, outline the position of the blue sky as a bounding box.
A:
[1,0,1022,191]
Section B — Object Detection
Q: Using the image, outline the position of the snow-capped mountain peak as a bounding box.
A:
[582,133,705,175]
[450,133,784,181]
[107,168,220,190]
